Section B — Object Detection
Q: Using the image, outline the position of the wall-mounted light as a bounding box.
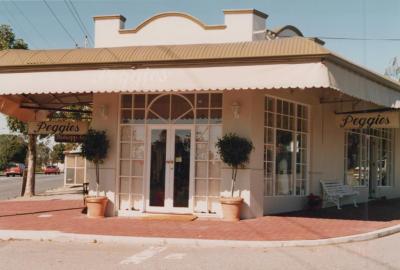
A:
[99,104,109,119]
[231,102,240,119]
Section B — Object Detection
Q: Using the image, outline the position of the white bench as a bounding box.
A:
[320,180,359,209]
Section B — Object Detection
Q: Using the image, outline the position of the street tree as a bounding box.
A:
[1,25,32,195]
[0,135,27,171]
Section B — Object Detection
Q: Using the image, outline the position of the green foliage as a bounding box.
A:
[0,25,28,50]
[0,135,27,170]
[216,133,254,169]
[81,129,109,164]
[36,142,51,168]
[81,129,109,192]
[216,133,254,197]
[50,143,75,164]
[6,116,28,135]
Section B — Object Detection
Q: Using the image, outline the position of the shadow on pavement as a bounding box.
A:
[275,198,400,222]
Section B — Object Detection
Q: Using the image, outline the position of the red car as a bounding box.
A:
[43,165,61,175]
[5,163,25,177]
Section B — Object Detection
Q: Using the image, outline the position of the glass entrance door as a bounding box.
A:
[147,125,193,213]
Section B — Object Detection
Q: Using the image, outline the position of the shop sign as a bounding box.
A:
[336,111,400,129]
[54,134,85,143]
[28,121,89,135]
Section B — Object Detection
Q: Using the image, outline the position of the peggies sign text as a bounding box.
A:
[28,121,89,135]
[336,111,399,129]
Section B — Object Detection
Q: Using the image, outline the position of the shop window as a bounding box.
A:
[264,96,309,196]
[119,93,222,213]
[64,155,86,185]
[344,129,393,188]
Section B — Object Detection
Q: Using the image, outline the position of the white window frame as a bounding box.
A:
[264,94,310,197]
[116,92,223,215]
[344,128,394,188]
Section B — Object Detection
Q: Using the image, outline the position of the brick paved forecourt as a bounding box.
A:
[0,199,400,242]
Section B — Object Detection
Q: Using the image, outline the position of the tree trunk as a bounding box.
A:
[24,134,36,197]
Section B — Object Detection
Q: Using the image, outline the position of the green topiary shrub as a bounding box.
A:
[81,129,109,196]
[216,133,254,197]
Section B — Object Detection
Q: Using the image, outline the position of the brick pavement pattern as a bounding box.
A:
[0,199,399,241]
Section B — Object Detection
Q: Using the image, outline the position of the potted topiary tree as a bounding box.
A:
[216,133,254,221]
[81,129,110,218]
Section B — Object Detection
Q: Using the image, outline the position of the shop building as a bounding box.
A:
[1,9,400,219]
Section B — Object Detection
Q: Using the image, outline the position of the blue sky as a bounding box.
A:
[1,0,400,133]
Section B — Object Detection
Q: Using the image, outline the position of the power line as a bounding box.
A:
[42,0,78,47]
[66,0,94,46]
[9,0,52,48]
[63,0,89,46]
[0,1,38,49]
[317,36,400,41]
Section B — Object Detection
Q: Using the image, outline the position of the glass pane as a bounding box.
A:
[171,95,192,120]
[182,94,195,105]
[175,110,194,124]
[149,129,167,206]
[132,160,144,177]
[132,144,144,159]
[133,110,145,124]
[208,179,220,196]
[150,95,170,120]
[196,126,209,142]
[121,110,132,124]
[195,179,207,196]
[195,161,207,178]
[209,161,221,178]
[210,93,223,108]
[195,143,207,160]
[120,143,130,159]
[120,126,131,141]
[196,109,209,124]
[275,130,293,195]
[75,168,84,184]
[66,156,75,167]
[133,126,145,142]
[76,156,85,168]
[120,160,130,176]
[209,125,222,160]
[134,94,145,108]
[131,178,142,194]
[121,95,132,108]
[346,133,361,186]
[196,93,209,108]
[173,129,191,207]
[120,177,130,193]
[210,109,222,124]
[66,168,74,184]
[147,111,165,124]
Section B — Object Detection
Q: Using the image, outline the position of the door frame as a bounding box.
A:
[145,124,195,214]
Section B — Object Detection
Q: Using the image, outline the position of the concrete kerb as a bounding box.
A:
[1,224,400,248]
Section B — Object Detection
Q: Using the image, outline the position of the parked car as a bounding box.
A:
[5,163,25,177]
[43,165,61,175]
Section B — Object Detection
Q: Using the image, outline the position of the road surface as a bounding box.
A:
[0,231,399,269]
[0,174,64,200]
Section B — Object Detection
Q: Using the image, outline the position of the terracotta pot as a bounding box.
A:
[220,197,243,221]
[85,196,108,218]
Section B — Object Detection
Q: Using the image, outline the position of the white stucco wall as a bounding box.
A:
[89,89,400,218]
[87,93,119,216]
[94,11,267,47]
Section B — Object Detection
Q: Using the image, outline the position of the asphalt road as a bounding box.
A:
[0,232,399,270]
[0,174,64,200]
